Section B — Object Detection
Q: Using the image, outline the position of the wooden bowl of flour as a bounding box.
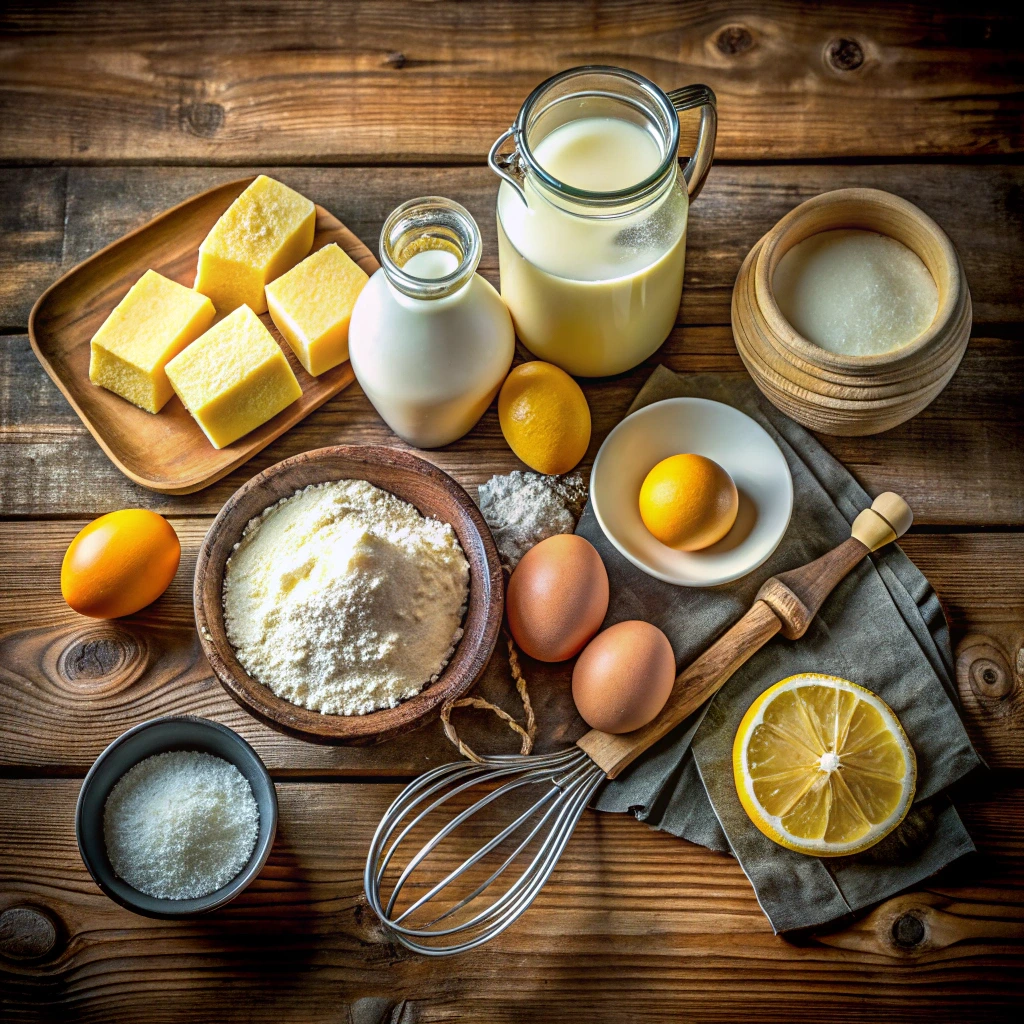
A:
[194,445,504,745]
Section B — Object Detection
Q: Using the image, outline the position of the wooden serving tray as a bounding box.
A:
[28,177,379,494]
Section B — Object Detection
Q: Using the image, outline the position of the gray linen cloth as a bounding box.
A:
[579,366,982,933]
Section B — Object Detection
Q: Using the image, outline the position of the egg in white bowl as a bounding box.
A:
[590,397,793,587]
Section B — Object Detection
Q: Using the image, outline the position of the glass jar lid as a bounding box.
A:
[489,65,716,214]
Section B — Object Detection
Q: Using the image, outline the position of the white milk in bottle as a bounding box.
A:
[349,198,514,449]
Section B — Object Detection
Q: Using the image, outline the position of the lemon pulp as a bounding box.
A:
[733,674,916,857]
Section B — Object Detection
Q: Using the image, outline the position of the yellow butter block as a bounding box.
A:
[195,175,316,315]
[265,243,369,376]
[165,305,302,449]
[89,269,216,413]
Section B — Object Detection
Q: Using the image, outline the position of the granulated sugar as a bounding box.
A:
[103,751,259,900]
[773,229,938,356]
[223,479,469,715]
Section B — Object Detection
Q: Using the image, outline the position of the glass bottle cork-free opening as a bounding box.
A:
[380,197,483,300]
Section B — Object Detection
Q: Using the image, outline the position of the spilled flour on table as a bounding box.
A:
[478,471,587,568]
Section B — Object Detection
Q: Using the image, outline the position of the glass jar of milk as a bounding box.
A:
[349,197,514,448]
[491,66,717,377]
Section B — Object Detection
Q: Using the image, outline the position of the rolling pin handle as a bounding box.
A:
[852,492,914,552]
[758,492,913,639]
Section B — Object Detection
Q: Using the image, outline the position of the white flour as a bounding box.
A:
[223,479,469,715]
[478,471,587,568]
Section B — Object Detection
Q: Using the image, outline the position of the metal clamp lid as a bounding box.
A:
[667,84,717,201]
[488,126,529,206]
[489,70,717,208]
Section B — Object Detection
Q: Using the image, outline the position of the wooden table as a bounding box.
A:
[2,2,1023,1020]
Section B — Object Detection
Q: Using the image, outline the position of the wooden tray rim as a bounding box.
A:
[27,176,377,495]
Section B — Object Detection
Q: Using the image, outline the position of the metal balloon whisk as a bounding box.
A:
[364,493,913,955]
[364,747,604,955]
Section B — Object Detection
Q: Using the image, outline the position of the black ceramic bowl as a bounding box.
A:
[76,716,277,918]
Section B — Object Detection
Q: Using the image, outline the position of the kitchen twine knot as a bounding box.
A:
[441,565,536,761]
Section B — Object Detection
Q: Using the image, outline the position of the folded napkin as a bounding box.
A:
[579,366,982,933]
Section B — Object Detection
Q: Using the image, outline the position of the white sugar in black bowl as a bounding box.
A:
[76,716,277,918]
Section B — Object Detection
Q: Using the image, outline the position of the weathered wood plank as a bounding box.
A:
[0,520,1020,774]
[0,168,66,332]
[1,778,1023,1023]
[3,328,1021,525]
[4,163,1024,331]
[1,1,1022,164]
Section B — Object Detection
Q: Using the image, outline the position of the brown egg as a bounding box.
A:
[506,534,609,663]
[572,620,676,734]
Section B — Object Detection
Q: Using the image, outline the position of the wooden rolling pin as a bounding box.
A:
[578,492,913,779]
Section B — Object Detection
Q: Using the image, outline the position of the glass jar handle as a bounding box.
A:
[668,85,717,201]
[488,126,529,206]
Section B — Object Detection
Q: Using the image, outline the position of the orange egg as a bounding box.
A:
[639,453,738,551]
[61,510,180,619]
[506,534,609,662]
[572,620,676,734]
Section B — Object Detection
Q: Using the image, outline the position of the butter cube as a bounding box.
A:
[195,175,316,315]
[265,243,369,376]
[165,305,302,449]
[89,269,216,413]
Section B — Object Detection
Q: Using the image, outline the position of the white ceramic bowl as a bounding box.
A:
[590,397,793,587]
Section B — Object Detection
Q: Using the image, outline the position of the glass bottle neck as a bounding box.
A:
[379,197,482,299]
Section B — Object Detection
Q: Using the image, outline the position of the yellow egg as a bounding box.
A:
[498,362,591,476]
[61,510,180,619]
[639,453,738,551]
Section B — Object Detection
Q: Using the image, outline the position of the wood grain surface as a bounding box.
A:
[1,521,1020,774]
[5,163,1024,332]
[1,1,1022,164]
[2,2,1023,1020]
[2,778,1024,1023]
[6,327,1022,525]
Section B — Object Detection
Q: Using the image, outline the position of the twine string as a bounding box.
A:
[441,565,537,762]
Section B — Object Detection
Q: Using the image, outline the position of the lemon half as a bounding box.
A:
[733,674,916,857]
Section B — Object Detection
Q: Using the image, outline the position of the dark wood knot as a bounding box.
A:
[716,24,754,56]
[957,637,1014,700]
[826,37,865,71]
[181,101,225,138]
[0,906,59,962]
[56,622,148,695]
[891,911,926,949]
[384,51,407,69]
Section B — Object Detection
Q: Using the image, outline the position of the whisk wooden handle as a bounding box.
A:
[577,492,912,779]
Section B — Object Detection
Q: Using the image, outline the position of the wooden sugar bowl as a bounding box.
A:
[731,187,972,436]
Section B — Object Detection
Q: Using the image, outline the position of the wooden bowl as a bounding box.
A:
[731,188,972,436]
[194,445,504,745]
